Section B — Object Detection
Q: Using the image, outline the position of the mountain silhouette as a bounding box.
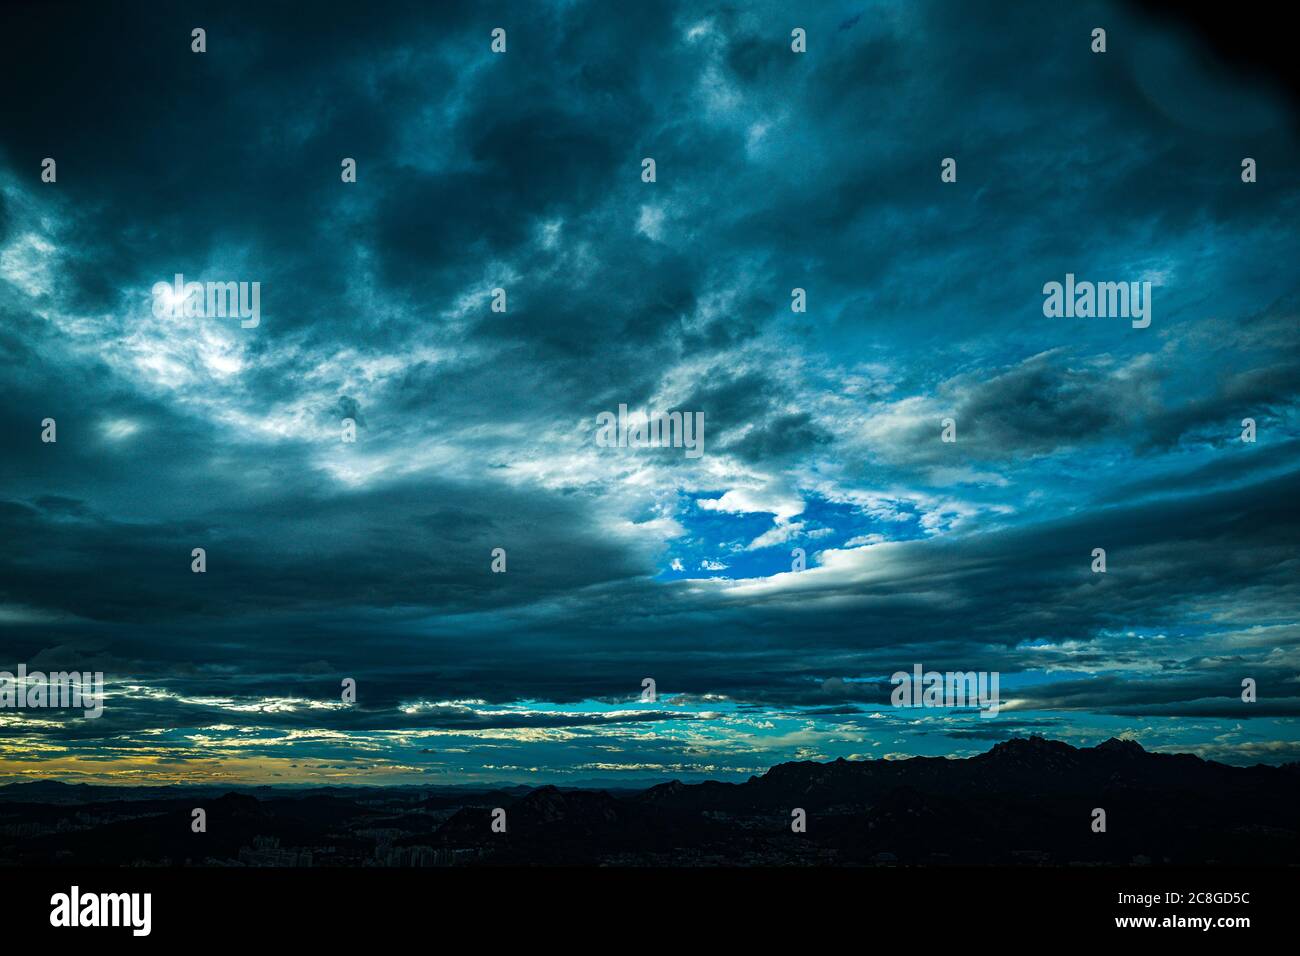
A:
[439,737,1300,864]
[3,738,1296,865]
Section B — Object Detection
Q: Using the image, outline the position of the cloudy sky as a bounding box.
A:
[1,0,1297,786]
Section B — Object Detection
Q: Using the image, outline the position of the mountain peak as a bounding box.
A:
[1095,737,1145,754]
[988,735,1075,756]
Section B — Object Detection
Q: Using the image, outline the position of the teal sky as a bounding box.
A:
[0,0,1297,786]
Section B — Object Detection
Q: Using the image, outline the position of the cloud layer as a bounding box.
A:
[1,0,1297,784]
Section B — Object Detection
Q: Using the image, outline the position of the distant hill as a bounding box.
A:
[429,737,1300,865]
[3,738,1297,865]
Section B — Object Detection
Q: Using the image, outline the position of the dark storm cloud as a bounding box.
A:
[953,351,1146,452]
[0,472,648,624]
[1009,674,1300,718]
[11,461,1294,729]
[1,0,1297,776]
[721,411,832,462]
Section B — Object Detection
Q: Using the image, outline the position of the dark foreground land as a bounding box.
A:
[3,737,1297,866]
